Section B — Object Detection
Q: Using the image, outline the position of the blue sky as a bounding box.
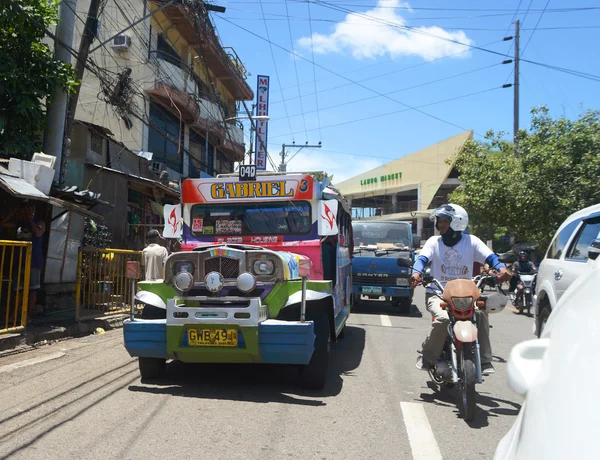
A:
[211,0,600,182]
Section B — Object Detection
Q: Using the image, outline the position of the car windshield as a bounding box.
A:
[190,202,311,236]
[352,222,411,248]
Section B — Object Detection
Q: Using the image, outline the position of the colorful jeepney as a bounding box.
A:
[123,172,353,390]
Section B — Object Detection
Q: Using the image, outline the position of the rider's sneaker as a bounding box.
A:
[482,362,495,375]
[416,356,432,371]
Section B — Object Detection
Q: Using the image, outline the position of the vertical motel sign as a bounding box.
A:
[255,75,269,171]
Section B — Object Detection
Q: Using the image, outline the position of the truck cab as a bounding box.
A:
[351,220,419,314]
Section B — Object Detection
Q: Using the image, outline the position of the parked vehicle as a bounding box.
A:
[123,172,353,390]
[400,258,507,421]
[352,221,420,314]
[513,273,537,315]
[534,203,600,337]
[494,253,600,460]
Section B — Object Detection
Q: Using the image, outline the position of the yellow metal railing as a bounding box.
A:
[1,241,32,335]
[75,248,143,321]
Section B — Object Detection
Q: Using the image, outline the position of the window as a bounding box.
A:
[148,102,182,172]
[189,129,215,176]
[352,222,412,248]
[156,34,180,67]
[546,219,581,259]
[566,217,600,261]
[190,202,312,236]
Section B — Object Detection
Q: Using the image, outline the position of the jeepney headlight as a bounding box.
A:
[205,271,224,293]
[174,271,194,292]
[253,259,275,276]
[396,278,410,287]
[174,261,195,275]
[237,272,256,293]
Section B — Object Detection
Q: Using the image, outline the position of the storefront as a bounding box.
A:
[336,130,472,239]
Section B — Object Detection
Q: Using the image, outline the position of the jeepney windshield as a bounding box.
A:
[190,202,312,236]
[352,222,412,248]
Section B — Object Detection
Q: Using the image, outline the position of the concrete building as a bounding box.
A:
[70,0,252,183]
[336,130,473,239]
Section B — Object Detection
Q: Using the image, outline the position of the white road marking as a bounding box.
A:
[0,351,65,374]
[400,402,443,460]
[380,314,392,327]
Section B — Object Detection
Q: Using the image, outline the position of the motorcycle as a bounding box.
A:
[513,272,537,315]
[398,258,507,421]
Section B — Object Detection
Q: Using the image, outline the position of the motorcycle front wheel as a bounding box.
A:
[459,343,477,421]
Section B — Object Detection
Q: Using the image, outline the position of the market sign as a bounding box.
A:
[255,75,269,171]
[360,172,402,186]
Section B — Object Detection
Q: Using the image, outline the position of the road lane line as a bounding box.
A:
[0,351,65,374]
[380,314,392,327]
[400,402,443,460]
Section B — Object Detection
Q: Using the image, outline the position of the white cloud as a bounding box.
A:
[298,0,473,61]
[285,150,383,184]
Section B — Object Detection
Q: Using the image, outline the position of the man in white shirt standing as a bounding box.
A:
[410,204,510,375]
[142,229,169,281]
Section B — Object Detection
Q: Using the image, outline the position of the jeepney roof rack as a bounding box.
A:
[216,171,327,179]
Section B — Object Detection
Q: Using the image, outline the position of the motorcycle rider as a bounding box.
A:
[410,204,510,375]
[509,251,537,303]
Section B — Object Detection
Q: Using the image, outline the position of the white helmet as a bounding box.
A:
[430,203,469,232]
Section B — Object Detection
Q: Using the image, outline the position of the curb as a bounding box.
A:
[0,314,128,355]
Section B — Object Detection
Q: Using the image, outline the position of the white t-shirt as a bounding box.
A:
[142,243,169,281]
[419,234,493,289]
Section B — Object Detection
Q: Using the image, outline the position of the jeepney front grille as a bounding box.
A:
[204,257,240,278]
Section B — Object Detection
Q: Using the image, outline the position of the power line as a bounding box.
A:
[522,0,551,56]
[268,86,505,140]
[283,0,308,140]
[269,39,502,105]
[308,0,600,83]
[272,62,503,121]
[218,17,503,137]
[258,0,296,141]
[306,0,322,140]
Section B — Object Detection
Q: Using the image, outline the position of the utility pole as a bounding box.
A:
[42,0,77,184]
[279,142,322,172]
[514,19,520,146]
[65,0,101,144]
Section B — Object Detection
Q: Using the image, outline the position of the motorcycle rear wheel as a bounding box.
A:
[459,344,477,421]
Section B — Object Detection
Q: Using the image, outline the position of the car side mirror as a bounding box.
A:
[507,338,549,396]
[412,234,421,249]
[397,257,412,268]
[588,238,600,261]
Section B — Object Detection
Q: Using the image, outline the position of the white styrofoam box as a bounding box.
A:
[8,158,55,195]
[31,152,57,170]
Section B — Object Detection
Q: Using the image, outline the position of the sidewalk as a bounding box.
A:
[0,310,128,355]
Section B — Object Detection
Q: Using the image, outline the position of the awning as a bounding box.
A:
[0,172,103,221]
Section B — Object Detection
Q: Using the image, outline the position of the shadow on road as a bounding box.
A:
[352,299,424,318]
[419,384,521,429]
[127,326,366,406]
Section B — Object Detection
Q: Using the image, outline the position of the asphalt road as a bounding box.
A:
[0,288,532,460]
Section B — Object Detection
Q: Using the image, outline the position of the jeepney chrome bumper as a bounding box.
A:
[166,296,268,327]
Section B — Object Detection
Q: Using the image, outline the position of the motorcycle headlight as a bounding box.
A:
[451,297,473,311]
[253,259,275,276]
[174,261,195,275]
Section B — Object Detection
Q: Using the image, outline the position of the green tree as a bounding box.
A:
[0,0,77,159]
[449,106,600,253]
[310,171,334,184]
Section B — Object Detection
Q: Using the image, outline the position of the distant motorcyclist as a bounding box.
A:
[410,204,510,375]
[509,251,536,290]
[509,251,536,303]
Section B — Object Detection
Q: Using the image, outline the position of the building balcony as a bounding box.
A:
[154,58,190,94]
[145,81,199,124]
[151,0,254,101]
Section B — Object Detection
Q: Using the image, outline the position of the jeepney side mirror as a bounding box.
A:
[397,257,412,268]
[412,234,421,249]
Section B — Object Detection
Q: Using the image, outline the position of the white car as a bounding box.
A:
[494,255,600,460]
[534,203,600,336]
